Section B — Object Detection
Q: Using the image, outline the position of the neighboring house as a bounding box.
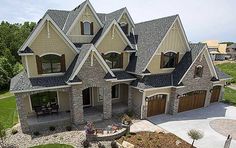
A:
[203,40,227,61]
[10,0,230,133]
[226,43,236,60]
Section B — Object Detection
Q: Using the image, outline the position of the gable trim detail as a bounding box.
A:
[18,14,79,54]
[95,20,133,48]
[177,45,218,85]
[66,0,103,35]
[117,8,135,27]
[142,16,190,73]
[69,45,115,81]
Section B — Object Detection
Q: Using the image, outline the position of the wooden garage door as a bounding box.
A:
[210,86,221,103]
[147,94,167,117]
[178,90,206,113]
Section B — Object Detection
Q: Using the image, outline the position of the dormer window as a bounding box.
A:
[81,21,93,35]
[102,52,123,69]
[36,54,66,74]
[160,52,179,68]
[194,65,203,78]
[119,22,128,35]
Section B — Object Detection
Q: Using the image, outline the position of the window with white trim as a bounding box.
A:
[103,52,123,69]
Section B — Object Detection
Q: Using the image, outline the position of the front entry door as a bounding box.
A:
[83,88,91,107]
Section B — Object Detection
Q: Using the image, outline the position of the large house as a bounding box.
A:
[226,43,236,60]
[10,0,230,133]
[203,40,227,61]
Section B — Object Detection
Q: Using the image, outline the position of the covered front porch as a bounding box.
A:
[20,83,130,130]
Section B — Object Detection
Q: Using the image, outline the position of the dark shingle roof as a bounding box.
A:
[63,1,87,33]
[10,71,69,92]
[18,46,34,54]
[113,70,135,80]
[172,43,205,85]
[131,73,172,89]
[127,15,178,74]
[47,10,70,30]
[131,43,206,89]
[214,66,231,80]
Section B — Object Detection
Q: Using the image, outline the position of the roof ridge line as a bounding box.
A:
[135,14,178,25]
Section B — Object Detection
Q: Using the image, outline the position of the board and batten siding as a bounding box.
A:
[147,21,188,74]
[96,26,130,69]
[68,5,101,43]
[26,22,76,77]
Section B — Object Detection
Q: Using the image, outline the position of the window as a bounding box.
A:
[30,91,57,109]
[103,52,123,69]
[161,52,179,68]
[81,21,93,35]
[112,84,120,98]
[194,65,203,78]
[119,22,128,35]
[41,54,61,74]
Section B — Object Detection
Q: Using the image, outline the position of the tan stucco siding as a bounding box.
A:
[27,22,76,77]
[145,88,171,97]
[58,91,70,112]
[123,52,130,69]
[96,26,128,69]
[68,6,101,43]
[119,13,133,35]
[147,21,188,74]
[147,54,184,74]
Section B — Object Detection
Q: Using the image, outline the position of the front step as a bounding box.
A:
[84,113,103,122]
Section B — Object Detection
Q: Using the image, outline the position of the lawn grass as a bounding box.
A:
[224,87,236,105]
[30,144,74,148]
[0,95,18,129]
[0,90,14,99]
[216,63,236,83]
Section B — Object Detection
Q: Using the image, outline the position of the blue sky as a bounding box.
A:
[0,0,235,42]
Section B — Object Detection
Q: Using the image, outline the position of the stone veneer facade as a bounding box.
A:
[14,51,226,133]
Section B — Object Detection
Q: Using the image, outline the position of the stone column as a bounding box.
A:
[169,88,178,115]
[220,85,225,101]
[127,86,133,111]
[103,85,112,119]
[71,85,84,124]
[15,94,29,133]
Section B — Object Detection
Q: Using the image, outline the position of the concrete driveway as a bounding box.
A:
[148,103,236,148]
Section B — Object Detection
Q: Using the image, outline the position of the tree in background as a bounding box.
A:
[0,21,35,89]
[220,42,234,46]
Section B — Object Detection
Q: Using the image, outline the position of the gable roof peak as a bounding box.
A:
[135,14,178,25]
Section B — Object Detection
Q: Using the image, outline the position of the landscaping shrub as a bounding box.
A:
[82,140,90,148]
[49,126,56,131]
[121,114,132,125]
[33,131,40,136]
[66,126,72,131]
[11,129,18,135]
[111,141,118,148]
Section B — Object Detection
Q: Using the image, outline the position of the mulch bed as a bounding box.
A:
[117,131,193,148]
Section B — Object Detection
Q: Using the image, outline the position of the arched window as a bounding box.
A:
[103,52,123,69]
[119,22,128,35]
[194,65,203,78]
[40,54,62,74]
[81,21,93,35]
[161,52,179,68]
